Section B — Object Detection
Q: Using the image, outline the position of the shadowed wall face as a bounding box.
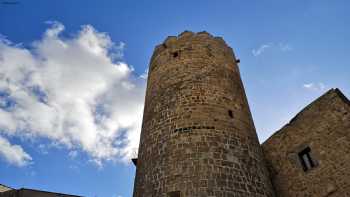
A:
[263,89,350,197]
[133,31,275,197]
[0,189,80,197]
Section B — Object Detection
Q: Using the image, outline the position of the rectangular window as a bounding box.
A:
[298,147,315,172]
[228,110,233,118]
[167,191,181,197]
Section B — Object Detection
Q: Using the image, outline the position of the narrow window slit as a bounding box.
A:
[172,51,179,58]
[298,147,315,172]
[228,110,233,118]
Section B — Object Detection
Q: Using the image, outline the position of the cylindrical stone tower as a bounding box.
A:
[133,31,275,197]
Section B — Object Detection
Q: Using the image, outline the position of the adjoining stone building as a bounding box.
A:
[263,88,350,196]
[132,31,350,197]
[0,184,81,197]
[0,185,12,193]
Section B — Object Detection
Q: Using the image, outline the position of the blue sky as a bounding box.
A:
[0,1,349,197]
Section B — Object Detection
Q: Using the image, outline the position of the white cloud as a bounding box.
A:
[38,144,49,155]
[68,150,78,159]
[139,69,148,80]
[279,43,293,51]
[303,82,326,91]
[0,135,32,167]
[252,44,271,56]
[303,83,313,89]
[252,42,293,56]
[0,22,146,165]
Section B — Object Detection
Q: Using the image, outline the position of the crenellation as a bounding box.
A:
[151,31,234,66]
[163,36,178,47]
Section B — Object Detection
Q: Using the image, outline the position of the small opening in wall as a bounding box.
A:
[173,51,179,58]
[131,158,137,166]
[167,191,181,197]
[228,110,233,118]
[298,147,316,172]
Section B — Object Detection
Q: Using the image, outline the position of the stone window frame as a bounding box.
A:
[172,51,179,58]
[298,147,315,172]
[228,110,234,118]
[293,145,319,173]
[167,191,181,197]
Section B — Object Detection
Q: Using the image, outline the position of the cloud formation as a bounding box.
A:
[278,43,293,52]
[252,42,292,56]
[303,82,326,91]
[252,44,272,56]
[0,22,146,166]
[0,135,32,167]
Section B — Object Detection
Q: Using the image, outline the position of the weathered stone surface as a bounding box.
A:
[178,31,194,39]
[133,32,275,197]
[0,185,11,193]
[0,188,81,197]
[262,89,350,197]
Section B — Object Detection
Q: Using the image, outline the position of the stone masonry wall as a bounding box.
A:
[133,31,275,197]
[0,185,11,193]
[262,89,350,197]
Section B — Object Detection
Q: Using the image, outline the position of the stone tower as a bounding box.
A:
[133,31,275,197]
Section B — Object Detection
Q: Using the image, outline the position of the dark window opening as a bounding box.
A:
[167,191,181,197]
[228,110,233,118]
[172,51,179,58]
[131,158,137,166]
[298,147,315,172]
